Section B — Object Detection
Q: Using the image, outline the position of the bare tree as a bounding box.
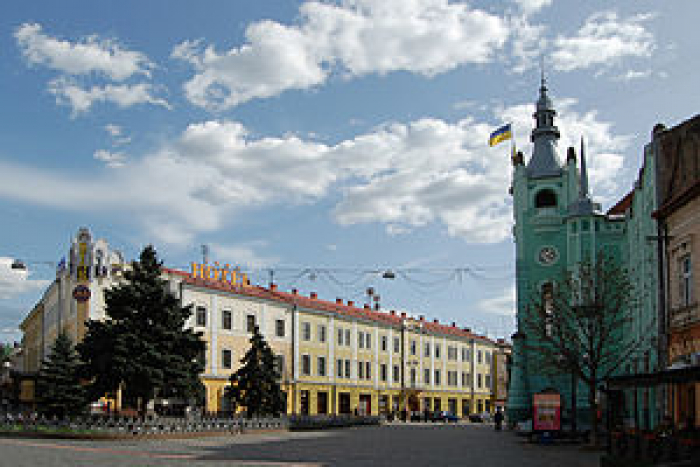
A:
[522,252,656,444]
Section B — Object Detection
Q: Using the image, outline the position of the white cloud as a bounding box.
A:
[104,124,132,145]
[508,15,547,73]
[0,95,630,246]
[93,149,126,168]
[0,257,50,300]
[50,79,170,116]
[478,285,516,315]
[613,69,653,81]
[552,12,655,72]
[210,242,279,269]
[513,0,552,15]
[15,23,153,80]
[173,0,508,110]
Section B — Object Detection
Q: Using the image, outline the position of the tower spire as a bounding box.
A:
[527,73,561,178]
[579,136,589,199]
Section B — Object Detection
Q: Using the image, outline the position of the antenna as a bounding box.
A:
[201,244,209,264]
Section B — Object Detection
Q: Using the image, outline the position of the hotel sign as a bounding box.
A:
[190,262,250,287]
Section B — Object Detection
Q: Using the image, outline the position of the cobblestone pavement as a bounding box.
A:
[0,424,602,467]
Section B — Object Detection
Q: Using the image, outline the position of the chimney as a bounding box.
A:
[390,310,395,315]
[310,292,317,299]
[419,315,425,321]
[401,312,407,318]
[336,298,343,304]
[463,327,471,333]
[364,304,370,309]
[451,322,456,327]
[347,300,354,307]
[374,303,380,311]
[291,288,298,295]
[270,283,277,291]
[433,319,439,324]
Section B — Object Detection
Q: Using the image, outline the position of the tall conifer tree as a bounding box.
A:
[77,245,206,417]
[36,333,86,418]
[227,326,285,417]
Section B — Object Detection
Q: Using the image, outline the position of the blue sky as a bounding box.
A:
[1,0,698,343]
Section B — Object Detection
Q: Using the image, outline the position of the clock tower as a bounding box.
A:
[507,77,620,423]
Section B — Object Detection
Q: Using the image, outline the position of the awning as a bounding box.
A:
[606,365,700,389]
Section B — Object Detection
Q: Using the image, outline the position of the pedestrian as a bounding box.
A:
[494,408,504,431]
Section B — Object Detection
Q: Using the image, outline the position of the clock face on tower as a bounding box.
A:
[538,246,558,265]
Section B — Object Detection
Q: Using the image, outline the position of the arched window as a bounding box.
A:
[535,189,557,208]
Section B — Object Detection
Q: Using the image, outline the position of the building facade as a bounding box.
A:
[654,114,700,428]
[508,78,661,428]
[20,228,503,417]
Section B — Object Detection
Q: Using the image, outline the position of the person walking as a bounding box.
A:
[494,408,504,431]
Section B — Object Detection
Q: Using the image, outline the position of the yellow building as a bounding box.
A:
[19,228,503,417]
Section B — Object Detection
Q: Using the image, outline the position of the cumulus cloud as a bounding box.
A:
[0,95,630,246]
[15,22,153,80]
[552,12,656,72]
[93,149,126,168]
[49,78,170,116]
[478,285,516,315]
[173,0,509,110]
[513,0,552,15]
[0,257,50,300]
[15,23,168,115]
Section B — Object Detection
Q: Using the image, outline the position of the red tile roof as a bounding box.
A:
[607,190,634,216]
[162,267,493,344]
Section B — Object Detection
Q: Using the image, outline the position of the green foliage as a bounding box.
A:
[36,333,86,418]
[77,245,206,415]
[226,326,285,417]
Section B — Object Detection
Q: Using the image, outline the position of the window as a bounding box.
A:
[477,373,482,388]
[302,355,311,376]
[485,374,491,389]
[410,368,417,385]
[424,343,431,357]
[365,332,371,349]
[542,282,554,336]
[196,306,207,327]
[394,337,400,353]
[338,328,344,346]
[535,189,557,208]
[345,360,351,379]
[434,370,441,386]
[435,344,441,359]
[461,371,468,387]
[276,319,285,337]
[462,347,468,362]
[424,369,430,385]
[448,346,457,361]
[681,255,693,306]
[358,331,365,349]
[222,349,232,369]
[393,365,400,382]
[477,350,482,364]
[380,364,388,382]
[222,310,232,330]
[358,361,364,379]
[449,371,458,387]
[345,329,351,346]
[410,340,416,356]
[365,362,371,380]
[246,314,256,333]
[302,322,311,341]
[318,325,327,343]
[318,357,326,377]
[274,355,284,379]
[337,359,343,378]
[381,335,387,352]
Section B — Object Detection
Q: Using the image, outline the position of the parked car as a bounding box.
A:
[430,411,460,423]
[468,413,484,423]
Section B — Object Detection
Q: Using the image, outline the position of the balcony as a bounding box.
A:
[670,302,700,329]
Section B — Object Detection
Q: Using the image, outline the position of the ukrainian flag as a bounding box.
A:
[489,123,512,147]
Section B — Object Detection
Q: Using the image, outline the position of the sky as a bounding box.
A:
[1,0,699,344]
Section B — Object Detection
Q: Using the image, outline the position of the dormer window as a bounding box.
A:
[535,189,557,208]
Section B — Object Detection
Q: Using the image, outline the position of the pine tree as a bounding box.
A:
[77,245,206,417]
[36,333,86,418]
[227,326,285,417]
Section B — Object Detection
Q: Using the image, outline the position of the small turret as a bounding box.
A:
[527,75,562,178]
